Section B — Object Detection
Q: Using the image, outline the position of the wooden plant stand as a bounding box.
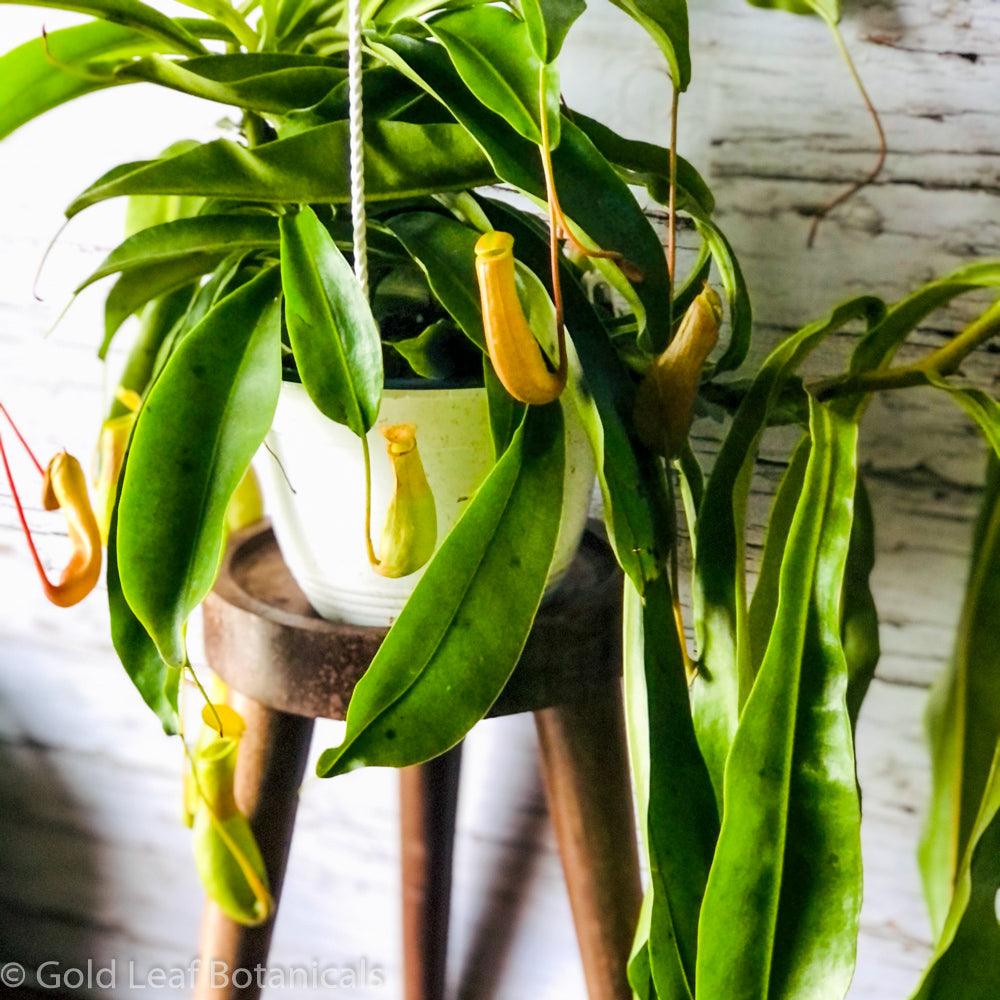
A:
[195,523,640,1000]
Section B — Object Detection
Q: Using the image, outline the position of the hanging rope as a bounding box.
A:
[346,0,369,298]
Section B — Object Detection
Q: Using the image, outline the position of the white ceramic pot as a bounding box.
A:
[257,380,596,626]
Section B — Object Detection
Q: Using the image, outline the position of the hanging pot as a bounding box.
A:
[256,380,596,626]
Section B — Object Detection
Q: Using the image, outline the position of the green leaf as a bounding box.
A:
[279,206,383,436]
[109,285,194,416]
[691,295,884,803]
[690,211,752,374]
[0,23,147,140]
[123,141,202,237]
[427,6,560,147]
[483,356,524,459]
[521,0,585,62]
[316,403,565,775]
[372,32,672,351]
[392,320,472,380]
[115,53,346,113]
[101,252,229,358]
[625,577,718,997]
[925,374,1000,459]
[842,473,879,729]
[66,120,496,218]
[1,0,208,55]
[747,433,810,677]
[383,211,485,348]
[696,398,863,999]
[847,261,1000,382]
[80,215,279,293]
[117,267,282,667]
[919,454,1000,935]
[107,471,181,733]
[911,742,1000,1000]
[569,109,714,216]
[746,0,839,25]
[750,440,880,732]
[608,0,690,90]
[148,253,251,380]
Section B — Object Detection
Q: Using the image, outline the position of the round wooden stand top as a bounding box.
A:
[202,522,623,721]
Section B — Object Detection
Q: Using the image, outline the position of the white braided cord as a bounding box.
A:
[346,0,368,298]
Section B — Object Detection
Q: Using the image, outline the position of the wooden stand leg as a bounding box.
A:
[195,694,315,1000]
[399,745,463,1000]
[534,684,641,1000]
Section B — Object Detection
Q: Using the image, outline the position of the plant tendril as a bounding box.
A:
[807,23,887,248]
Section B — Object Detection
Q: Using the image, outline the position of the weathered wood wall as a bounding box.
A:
[1,1,997,996]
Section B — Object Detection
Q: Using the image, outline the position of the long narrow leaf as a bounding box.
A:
[625,577,718,997]
[383,211,485,347]
[316,402,564,775]
[1,0,207,55]
[117,267,282,666]
[66,121,496,217]
[80,215,279,292]
[919,454,1000,934]
[911,743,1000,999]
[692,295,884,803]
[279,207,382,436]
[115,54,345,113]
[696,398,863,999]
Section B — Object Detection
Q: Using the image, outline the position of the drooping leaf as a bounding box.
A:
[911,743,1000,1000]
[117,267,282,667]
[66,120,496,217]
[383,211,485,347]
[80,215,279,292]
[747,433,810,677]
[149,253,252,381]
[750,439,881,732]
[371,32,672,351]
[101,252,229,357]
[0,23,150,140]
[109,285,195,416]
[279,206,383,436]
[847,261,1000,381]
[842,473,880,729]
[691,295,884,803]
[925,374,1000,459]
[625,577,718,997]
[107,477,181,733]
[316,403,564,776]
[392,320,474,380]
[114,53,346,113]
[483,357,524,460]
[426,6,560,147]
[919,454,1000,935]
[520,0,585,62]
[696,398,863,1000]
[122,141,202,238]
[569,109,714,216]
[746,0,839,25]
[1,0,208,55]
[690,211,752,374]
[607,0,690,90]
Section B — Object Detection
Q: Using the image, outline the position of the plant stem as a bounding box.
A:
[815,298,1000,400]
[538,71,568,381]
